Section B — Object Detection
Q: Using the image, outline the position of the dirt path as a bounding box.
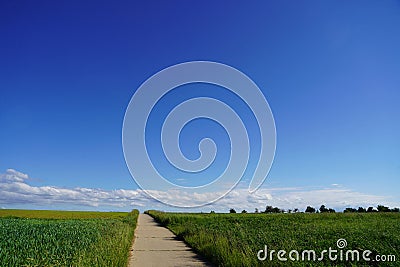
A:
[128,214,210,267]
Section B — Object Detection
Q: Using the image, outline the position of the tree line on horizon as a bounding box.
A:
[225,204,400,214]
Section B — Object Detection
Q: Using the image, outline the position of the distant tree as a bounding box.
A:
[272,207,280,213]
[367,207,376,212]
[229,208,236,213]
[377,205,390,212]
[305,206,316,213]
[254,208,259,213]
[293,208,299,213]
[391,208,400,212]
[241,209,247,213]
[210,210,215,214]
[344,208,357,213]
[288,209,292,214]
[265,206,274,213]
[319,205,328,213]
[328,208,336,213]
[357,207,366,213]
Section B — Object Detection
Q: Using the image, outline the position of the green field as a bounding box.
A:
[0,209,129,219]
[0,209,139,267]
[147,211,400,266]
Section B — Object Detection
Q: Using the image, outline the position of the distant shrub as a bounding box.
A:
[305,206,316,213]
[377,205,390,212]
[344,208,357,213]
[358,207,366,213]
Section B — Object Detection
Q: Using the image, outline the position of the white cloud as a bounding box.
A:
[0,169,29,183]
[0,169,398,212]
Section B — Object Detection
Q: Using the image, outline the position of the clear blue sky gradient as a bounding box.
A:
[1,1,399,202]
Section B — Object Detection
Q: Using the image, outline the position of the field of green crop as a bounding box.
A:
[147,211,400,266]
[0,209,139,267]
[0,209,129,219]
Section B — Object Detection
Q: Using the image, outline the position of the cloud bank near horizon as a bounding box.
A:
[0,169,398,212]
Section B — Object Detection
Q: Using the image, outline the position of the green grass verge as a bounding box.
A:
[146,211,400,266]
[0,209,139,267]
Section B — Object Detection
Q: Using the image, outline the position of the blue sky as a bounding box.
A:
[0,1,399,211]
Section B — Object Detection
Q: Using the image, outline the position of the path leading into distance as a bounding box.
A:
[128,214,210,267]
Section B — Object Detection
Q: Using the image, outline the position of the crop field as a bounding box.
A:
[0,209,129,219]
[0,209,139,267]
[147,211,400,266]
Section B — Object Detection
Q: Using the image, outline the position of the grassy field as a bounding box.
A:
[0,209,129,219]
[0,209,139,267]
[147,211,400,266]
